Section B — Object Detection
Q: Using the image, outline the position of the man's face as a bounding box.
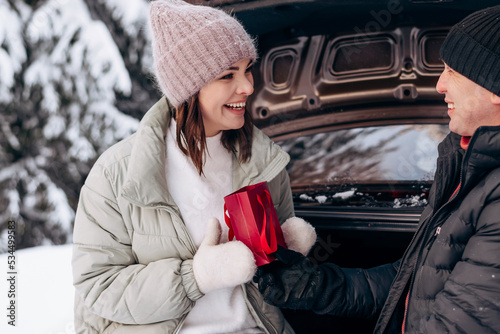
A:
[436,63,500,137]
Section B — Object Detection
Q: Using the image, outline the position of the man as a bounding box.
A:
[254,5,500,333]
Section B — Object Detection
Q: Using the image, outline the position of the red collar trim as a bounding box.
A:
[460,136,471,150]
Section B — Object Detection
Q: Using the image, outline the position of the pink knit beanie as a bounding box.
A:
[150,0,257,107]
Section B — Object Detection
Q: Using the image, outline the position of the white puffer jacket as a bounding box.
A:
[72,97,295,334]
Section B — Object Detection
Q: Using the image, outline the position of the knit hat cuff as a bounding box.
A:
[150,0,258,108]
[154,20,257,107]
[441,26,500,96]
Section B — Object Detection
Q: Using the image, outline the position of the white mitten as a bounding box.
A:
[193,218,257,294]
[281,217,317,256]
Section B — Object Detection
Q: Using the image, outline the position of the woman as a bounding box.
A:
[71,1,316,333]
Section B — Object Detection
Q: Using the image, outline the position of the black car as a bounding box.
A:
[193,1,499,332]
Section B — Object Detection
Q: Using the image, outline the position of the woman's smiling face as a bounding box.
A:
[198,58,254,137]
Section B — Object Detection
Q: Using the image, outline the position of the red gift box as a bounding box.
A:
[224,181,287,266]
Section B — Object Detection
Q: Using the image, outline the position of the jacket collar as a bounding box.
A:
[232,126,290,190]
[438,126,500,169]
[465,125,500,170]
[121,97,175,207]
[121,97,290,207]
[433,126,500,208]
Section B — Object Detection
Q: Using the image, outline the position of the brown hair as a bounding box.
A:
[174,95,253,175]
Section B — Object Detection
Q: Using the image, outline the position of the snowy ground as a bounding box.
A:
[0,245,74,334]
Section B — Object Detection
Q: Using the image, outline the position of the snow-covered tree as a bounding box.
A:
[0,0,159,251]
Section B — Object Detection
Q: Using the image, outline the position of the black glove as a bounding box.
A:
[253,246,327,310]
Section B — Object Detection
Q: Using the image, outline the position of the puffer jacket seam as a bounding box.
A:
[81,182,118,207]
[102,164,120,204]
[131,231,183,238]
[81,318,100,334]
[123,293,136,325]
[85,153,124,203]
[363,270,381,318]
[81,180,123,231]
[436,291,485,333]
[73,243,130,250]
[443,279,500,312]
[94,153,131,172]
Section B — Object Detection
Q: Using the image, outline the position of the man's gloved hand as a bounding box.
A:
[193,218,256,294]
[253,245,327,310]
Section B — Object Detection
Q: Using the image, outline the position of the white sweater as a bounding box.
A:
[165,121,262,334]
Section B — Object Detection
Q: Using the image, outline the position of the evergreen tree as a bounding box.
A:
[0,0,159,251]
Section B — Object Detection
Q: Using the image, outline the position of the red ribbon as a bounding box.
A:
[224,189,277,254]
[257,190,278,254]
[224,203,235,241]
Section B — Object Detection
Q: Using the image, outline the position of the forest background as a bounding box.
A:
[1,0,161,252]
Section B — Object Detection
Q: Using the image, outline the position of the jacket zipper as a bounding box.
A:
[403,162,464,332]
[245,285,277,334]
[375,208,431,333]
[401,210,434,332]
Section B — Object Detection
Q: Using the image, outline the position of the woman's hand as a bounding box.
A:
[193,218,256,294]
[281,217,317,256]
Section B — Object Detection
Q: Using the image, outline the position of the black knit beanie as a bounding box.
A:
[440,5,500,96]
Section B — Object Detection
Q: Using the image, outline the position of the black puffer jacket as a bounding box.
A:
[319,126,500,333]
